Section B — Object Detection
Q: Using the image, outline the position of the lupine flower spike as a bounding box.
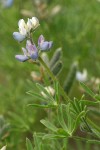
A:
[13,17,53,62]
[15,40,38,62]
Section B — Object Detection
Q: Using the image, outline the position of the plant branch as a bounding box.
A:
[38,56,69,102]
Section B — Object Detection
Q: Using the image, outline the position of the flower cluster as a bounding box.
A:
[13,17,39,42]
[13,17,53,62]
[15,40,38,62]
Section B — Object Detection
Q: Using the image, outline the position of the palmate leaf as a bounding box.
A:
[58,104,77,136]
[40,119,58,132]
[70,98,87,118]
[8,112,29,131]
[36,83,54,102]
[72,111,86,134]
[26,138,34,150]
[27,91,49,102]
[64,103,80,135]
[58,103,86,136]
[70,99,80,115]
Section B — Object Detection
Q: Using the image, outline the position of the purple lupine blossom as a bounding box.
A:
[13,32,26,42]
[38,35,53,51]
[15,40,38,62]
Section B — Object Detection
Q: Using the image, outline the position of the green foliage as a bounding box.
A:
[80,82,99,101]
[0,116,10,140]
[40,119,58,133]
[0,0,100,150]
[27,82,59,108]
[26,138,34,150]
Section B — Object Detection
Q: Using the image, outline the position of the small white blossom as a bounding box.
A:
[76,69,87,82]
[0,146,6,150]
[27,18,33,31]
[18,19,28,36]
[30,17,40,30]
[95,78,100,84]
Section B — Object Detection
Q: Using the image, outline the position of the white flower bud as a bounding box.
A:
[13,17,39,42]
[76,69,87,82]
[30,17,40,30]
[18,19,27,36]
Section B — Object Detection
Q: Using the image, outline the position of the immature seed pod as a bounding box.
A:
[51,61,63,76]
[50,47,62,69]
[63,61,78,94]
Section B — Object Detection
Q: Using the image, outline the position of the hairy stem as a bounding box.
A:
[38,56,69,102]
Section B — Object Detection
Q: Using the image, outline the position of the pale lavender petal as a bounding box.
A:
[32,44,38,52]
[48,41,53,49]
[26,40,33,53]
[38,35,44,46]
[26,40,38,55]
[13,32,25,42]
[15,55,29,62]
[40,41,49,51]
[30,51,38,60]
[22,48,27,55]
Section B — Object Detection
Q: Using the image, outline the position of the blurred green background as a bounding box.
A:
[0,0,100,149]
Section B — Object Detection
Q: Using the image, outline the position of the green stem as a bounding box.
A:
[38,56,69,102]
